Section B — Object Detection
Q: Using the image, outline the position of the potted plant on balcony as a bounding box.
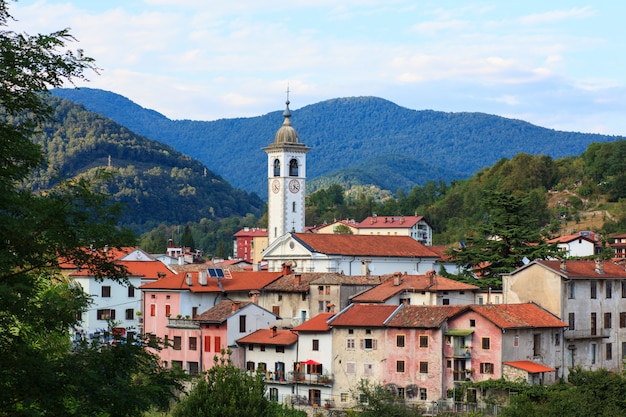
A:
[324,399,333,408]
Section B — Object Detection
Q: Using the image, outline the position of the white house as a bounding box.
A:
[547,234,596,258]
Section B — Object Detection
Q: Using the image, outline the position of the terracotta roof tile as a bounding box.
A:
[236,328,298,346]
[504,360,555,373]
[59,246,136,269]
[310,274,383,286]
[233,228,268,237]
[535,260,626,279]
[547,235,595,244]
[329,304,399,327]
[195,300,252,323]
[293,313,335,332]
[352,272,479,303]
[140,270,282,292]
[70,259,176,280]
[293,233,439,258]
[356,215,426,229]
[385,305,468,328]
[470,303,568,329]
[263,273,325,292]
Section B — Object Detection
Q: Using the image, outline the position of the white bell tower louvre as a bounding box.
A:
[263,96,310,246]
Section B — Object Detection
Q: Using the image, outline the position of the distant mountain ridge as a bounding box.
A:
[51,88,625,197]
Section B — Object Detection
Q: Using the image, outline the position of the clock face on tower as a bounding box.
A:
[271,179,280,194]
[288,179,300,193]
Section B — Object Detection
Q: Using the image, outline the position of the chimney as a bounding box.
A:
[270,325,277,338]
[361,259,371,276]
[249,290,260,304]
[198,270,207,285]
[294,274,301,285]
[393,272,402,286]
[282,262,292,275]
[595,258,604,274]
[560,260,567,272]
[427,269,436,287]
[231,302,240,312]
[185,273,192,286]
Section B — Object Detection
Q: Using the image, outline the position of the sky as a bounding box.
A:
[9,0,626,136]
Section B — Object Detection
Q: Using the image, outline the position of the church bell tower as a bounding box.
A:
[264,96,310,246]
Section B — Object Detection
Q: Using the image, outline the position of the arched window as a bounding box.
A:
[289,159,298,176]
[273,159,280,176]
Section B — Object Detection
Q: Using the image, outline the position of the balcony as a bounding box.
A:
[564,328,610,340]
[286,372,334,386]
[453,346,472,357]
[167,318,200,329]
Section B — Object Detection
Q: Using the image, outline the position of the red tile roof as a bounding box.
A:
[329,304,400,327]
[385,305,467,328]
[292,233,439,258]
[535,260,626,279]
[140,270,283,292]
[470,303,568,329]
[195,301,252,323]
[547,235,595,244]
[356,215,426,229]
[70,259,176,280]
[293,313,335,332]
[504,360,555,373]
[59,246,136,269]
[236,328,298,346]
[351,272,479,303]
[233,228,268,237]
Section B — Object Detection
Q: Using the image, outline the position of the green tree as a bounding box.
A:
[0,2,185,415]
[351,379,421,417]
[446,190,560,287]
[173,352,306,417]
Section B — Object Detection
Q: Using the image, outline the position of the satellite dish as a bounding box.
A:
[522,257,530,265]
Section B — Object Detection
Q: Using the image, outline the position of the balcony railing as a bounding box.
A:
[167,318,200,329]
[564,328,610,340]
[453,346,472,357]
[285,372,334,386]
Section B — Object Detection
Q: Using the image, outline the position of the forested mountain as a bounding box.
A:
[51,88,625,198]
[29,96,264,233]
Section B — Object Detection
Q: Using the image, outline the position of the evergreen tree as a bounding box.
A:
[446,190,560,287]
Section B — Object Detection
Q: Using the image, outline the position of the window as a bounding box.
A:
[276,346,285,353]
[621,312,626,328]
[606,282,613,299]
[396,360,405,373]
[214,336,221,353]
[480,363,494,374]
[272,306,280,316]
[361,338,377,350]
[289,159,298,176]
[165,304,171,317]
[248,344,253,351]
[318,286,324,295]
[591,281,597,299]
[569,312,576,330]
[555,332,560,346]
[591,343,597,364]
[340,393,349,403]
[605,312,612,329]
[260,344,265,352]
[346,338,355,350]
[173,336,182,350]
[192,306,198,318]
[346,362,356,374]
[396,334,405,347]
[591,312,597,336]
[513,335,519,347]
[419,335,429,348]
[239,315,246,332]
[478,296,484,305]
[128,286,135,297]
[397,388,405,398]
[568,281,575,299]
[312,339,319,351]
[442,299,450,305]
[419,388,427,401]
[606,342,613,360]
[481,337,491,350]
[622,281,626,298]
[76,311,82,321]
[257,362,266,372]
[150,304,156,317]
[101,286,111,297]
[273,159,280,176]
[364,363,373,375]
[533,334,541,356]
[419,361,428,373]
[246,361,255,372]
[189,337,197,351]
[325,286,331,295]
[269,388,278,401]
[318,301,325,312]
[469,319,476,327]
[97,309,115,320]
[204,336,211,352]
[125,308,134,320]
[172,360,183,370]
[446,360,452,369]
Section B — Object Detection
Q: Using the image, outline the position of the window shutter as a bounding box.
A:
[204,336,211,352]
[373,339,378,350]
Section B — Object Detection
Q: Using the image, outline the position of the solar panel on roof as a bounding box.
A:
[208,268,225,278]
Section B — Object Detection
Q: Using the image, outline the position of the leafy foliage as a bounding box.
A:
[350,379,422,417]
[0,2,185,415]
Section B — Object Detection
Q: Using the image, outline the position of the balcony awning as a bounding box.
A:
[445,329,474,336]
